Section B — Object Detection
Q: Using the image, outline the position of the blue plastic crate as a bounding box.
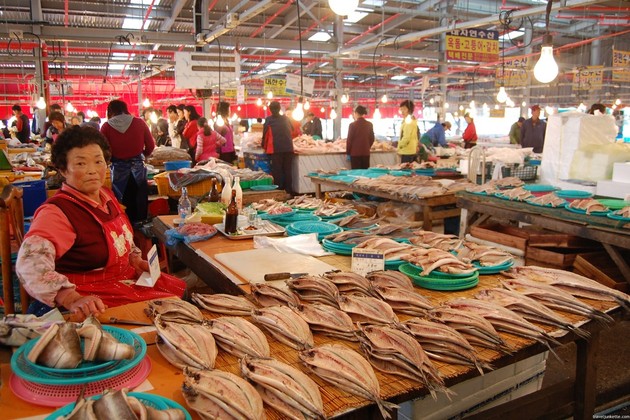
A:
[243,152,271,174]
[13,179,47,218]
[164,160,192,171]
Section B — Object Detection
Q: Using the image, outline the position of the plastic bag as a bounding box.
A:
[253,233,332,257]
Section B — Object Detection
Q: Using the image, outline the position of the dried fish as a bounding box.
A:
[27,323,83,369]
[366,270,414,291]
[208,316,270,358]
[154,315,216,370]
[191,293,257,316]
[337,294,399,324]
[286,275,339,307]
[251,305,314,350]
[250,283,301,307]
[146,299,203,324]
[323,270,373,296]
[294,302,357,341]
[373,285,434,316]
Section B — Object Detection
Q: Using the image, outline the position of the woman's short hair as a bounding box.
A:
[48,111,66,124]
[399,100,415,113]
[106,100,129,118]
[354,105,368,116]
[217,101,230,117]
[51,125,111,171]
[269,101,281,116]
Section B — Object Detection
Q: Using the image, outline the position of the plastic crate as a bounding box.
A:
[501,164,538,181]
[13,179,47,218]
[243,152,272,174]
[154,172,214,197]
[164,160,192,171]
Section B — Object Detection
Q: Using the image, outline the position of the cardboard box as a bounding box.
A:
[573,252,629,293]
[596,180,630,199]
[612,162,630,183]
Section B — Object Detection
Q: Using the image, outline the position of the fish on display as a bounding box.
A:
[501,278,614,325]
[299,343,398,419]
[251,305,314,350]
[183,367,265,420]
[145,299,203,324]
[27,323,83,369]
[510,266,630,311]
[286,275,340,307]
[191,293,257,316]
[153,314,217,370]
[337,294,399,324]
[366,270,414,291]
[250,283,301,307]
[240,356,325,419]
[475,288,590,339]
[373,285,434,317]
[294,302,358,341]
[323,271,373,296]
[208,316,270,358]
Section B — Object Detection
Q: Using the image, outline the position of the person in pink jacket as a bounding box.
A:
[196,117,226,162]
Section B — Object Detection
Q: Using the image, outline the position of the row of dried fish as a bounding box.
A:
[331,213,381,229]
[568,198,609,214]
[456,242,513,267]
[285,194,325,209]
[401,248,476,276]
[354,237,415,261]
[497,186,533,201]
[313,201,355,217]
[408,230,463,251]
[527,192,566,207]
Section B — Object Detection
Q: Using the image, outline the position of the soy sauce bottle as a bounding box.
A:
[209,178,220,202]
[224,190,239,234]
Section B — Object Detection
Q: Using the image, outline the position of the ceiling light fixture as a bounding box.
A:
[497,27,508,103]
[267,91,273,99]
[215,37,226,128]
[341,93,349,104]
[36,96,47,110]
[533,1,559,84]
[256,97,263,106]
[328,0,359,17]
[373,38,385,119]
[292,0,305,122]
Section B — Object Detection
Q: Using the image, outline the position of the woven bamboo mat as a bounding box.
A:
[187,273,619,419]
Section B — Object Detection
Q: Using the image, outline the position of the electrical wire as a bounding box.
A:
[296,0,304,99]
[373,37,386,106]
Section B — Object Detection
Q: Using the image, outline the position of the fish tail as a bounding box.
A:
[566,324,591,340]
[375,399,398,420]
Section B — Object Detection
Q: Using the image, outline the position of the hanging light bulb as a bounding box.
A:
[216,114,225,127]
[231,112,238,121]
[496,85,508,103]
[459,105,464,111]
[522,101,527,107]
[328,0,358,16]
[381,94,388,104]
[320,106,325,113]
[506,98,515,108]
[373,106,381,120]
[142,98,151,108]
[293,100,305,121]
[444,102,450,109]
[615,98,621,106]
[149,111,158,124]
[494,104,500,110]
[267,91,273,99]
[36,96,47,110]
[533,35,559,84]
[429,98,434,105]
[469,100,476,109]
[341,93,349,104]
[256,97,263,106]
[330,108,337,119]
[65,102,74,113]
[304,100,310,110]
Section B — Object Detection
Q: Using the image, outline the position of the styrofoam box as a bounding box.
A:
[612,162,630,183]
[596,180,630,199]
[400,353,548,420]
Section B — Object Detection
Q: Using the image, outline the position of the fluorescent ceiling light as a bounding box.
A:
[289,49,310,54]
[362,0,385,6]
[266,63,287,70]
[112,52,135,60]
[499,30,524,41]
[533,21,547,28]
[391,75,408,80]
[108,64,126,70]
[309,32,331,42]
[344,12,368,23]
[319,62,329,68]
[275,59,293,64]
[130,0,161,5]
[147,54,155,61]
[414,67,430,73]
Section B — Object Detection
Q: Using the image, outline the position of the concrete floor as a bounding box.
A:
[541,318,630,412]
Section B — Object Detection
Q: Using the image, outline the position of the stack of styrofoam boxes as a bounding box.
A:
[596,162,630,200]
[398,353,548,420]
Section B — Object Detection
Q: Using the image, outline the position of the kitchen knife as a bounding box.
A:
[264,272,309,281]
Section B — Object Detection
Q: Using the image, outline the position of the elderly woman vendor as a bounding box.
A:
[16,125,186,318]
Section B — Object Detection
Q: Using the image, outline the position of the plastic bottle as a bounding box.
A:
[233,176,243,212]
[221,178,232,206]
[209,178,220,202]
[178,187,192,223]
[224,190,239,234]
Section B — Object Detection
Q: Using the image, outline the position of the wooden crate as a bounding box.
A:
[526,246,601,269]
[573,252,629,293]
[470,224,529,250]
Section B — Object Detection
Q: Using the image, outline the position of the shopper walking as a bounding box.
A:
[397,100,419,163]
[462,113,478,149]
[521,105,546,153]
[262,101,295,196]
[346,105,374,169]
[100,99,155,223]
[509,117,525,145]
[166,105,181,148]
[182,105,201,161]
[11,104,31,143]
[215,101,237,164]
[197,117,226,162]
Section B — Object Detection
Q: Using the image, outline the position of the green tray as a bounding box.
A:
[597,199,630,210]
[399,263,479,291]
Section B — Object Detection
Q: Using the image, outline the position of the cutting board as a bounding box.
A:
[215,248,336,284]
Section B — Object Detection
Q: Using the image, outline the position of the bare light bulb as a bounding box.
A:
[293,102,305,121]
[216,115,225,127]
[469,100,476,108]
[267,91,273,99]
[256,98,263,106]
[496,86,508,103]
[149,111,158,124]
[328,0,358,16]
[304,100,310,110]
[341,94,349,104]
[36,96,47,110]
[381,94,388,104]
[320,106,325,113]
[330,108,337,119]
[142,98,151,108]
[65,102,74,113]
[533,44,559,84]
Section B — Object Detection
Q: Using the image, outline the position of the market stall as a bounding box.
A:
[457,191,630,283]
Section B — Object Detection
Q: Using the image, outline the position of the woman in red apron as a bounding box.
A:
[16,125,185,319]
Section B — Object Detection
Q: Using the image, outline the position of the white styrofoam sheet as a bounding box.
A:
[214,248,336,284]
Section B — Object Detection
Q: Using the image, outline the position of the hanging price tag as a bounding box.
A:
[351,248,385,277]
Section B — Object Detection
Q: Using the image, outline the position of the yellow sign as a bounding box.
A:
[446,29,499,62]
[495,57,530,87]
[263,78,287,96]
[223,88,247,98]
[573,66,603,91]
[612,49,630,82]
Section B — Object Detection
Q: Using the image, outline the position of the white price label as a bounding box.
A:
[351,248,385,277]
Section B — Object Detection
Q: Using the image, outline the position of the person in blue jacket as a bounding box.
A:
[262,101,295,195]
[423,121,451,148]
